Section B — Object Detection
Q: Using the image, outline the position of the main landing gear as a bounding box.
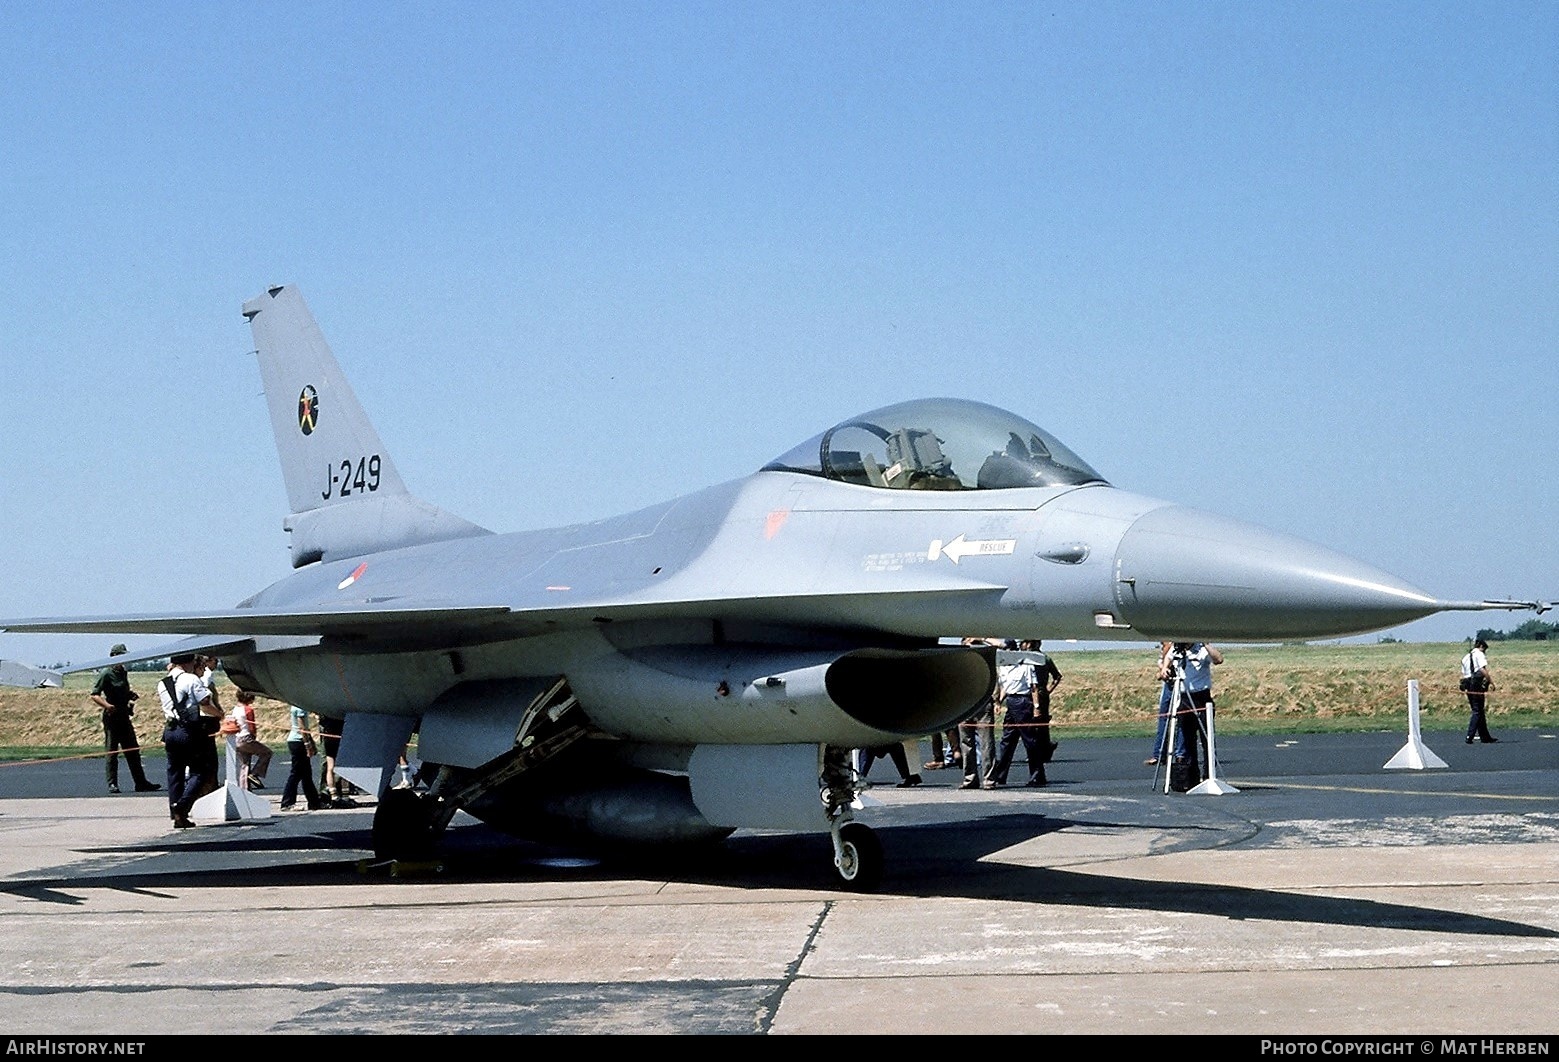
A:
[371,788,438,862]
[371,682,588,863]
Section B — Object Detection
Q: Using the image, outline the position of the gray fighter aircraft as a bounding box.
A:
[0,660,61,689]
[2,286,1543,888]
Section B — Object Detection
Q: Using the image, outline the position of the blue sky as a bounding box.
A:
[1,1,1554,667]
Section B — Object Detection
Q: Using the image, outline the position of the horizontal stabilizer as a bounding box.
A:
[44,635,317,676]
[284,495,489,568]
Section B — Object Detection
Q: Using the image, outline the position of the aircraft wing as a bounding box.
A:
[0,585,1002,650]
[0,605,512,639]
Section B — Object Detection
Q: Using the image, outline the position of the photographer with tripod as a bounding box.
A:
[1166,641,1223,792]
[1146,641,1175,767]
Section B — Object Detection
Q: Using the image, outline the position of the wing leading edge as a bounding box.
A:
[0,604,511,639]
[1,585,1003,646]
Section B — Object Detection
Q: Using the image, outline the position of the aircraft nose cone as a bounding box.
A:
[1113,505,1441,641]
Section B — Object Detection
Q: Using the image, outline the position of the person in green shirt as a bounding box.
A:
[89,644,160,794]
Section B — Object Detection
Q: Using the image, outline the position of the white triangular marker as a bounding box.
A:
[1187,700,1239,796]
[1384,679,1448,770]
[190,732,275,825]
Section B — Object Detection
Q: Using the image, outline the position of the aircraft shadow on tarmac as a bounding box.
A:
[2,812,1553,941]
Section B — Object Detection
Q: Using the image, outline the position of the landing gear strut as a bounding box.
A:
[821,745,882,891]
[371,681,587,862]
[830,820,882,891]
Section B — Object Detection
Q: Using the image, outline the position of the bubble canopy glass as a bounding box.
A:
[762,398,1107,491]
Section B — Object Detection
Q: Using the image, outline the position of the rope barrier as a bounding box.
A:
[1,682,1541,768]
[952,680,1527,732]
[0,717,352,770]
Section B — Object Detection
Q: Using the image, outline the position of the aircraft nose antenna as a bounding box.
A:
[1112,505,1442,641]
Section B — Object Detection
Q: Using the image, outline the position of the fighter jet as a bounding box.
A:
[0,659,62,689]
[2,286,1542,888]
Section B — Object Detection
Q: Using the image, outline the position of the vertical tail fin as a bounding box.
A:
[242,285,488,568]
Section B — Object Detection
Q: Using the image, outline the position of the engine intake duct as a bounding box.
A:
[567,642,995,747]
[822,645,993,734]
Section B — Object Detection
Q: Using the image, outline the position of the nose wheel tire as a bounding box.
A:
[833,822,882,892]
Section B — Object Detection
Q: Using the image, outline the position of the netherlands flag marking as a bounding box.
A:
[338,562,368,591]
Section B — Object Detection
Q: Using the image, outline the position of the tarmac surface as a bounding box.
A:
[0,727,1556,1036]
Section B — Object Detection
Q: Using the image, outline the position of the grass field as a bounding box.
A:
[1041,639,1559,738]
[2,640,1555,760]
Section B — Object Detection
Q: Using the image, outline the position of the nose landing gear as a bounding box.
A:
[821,745,882,891]
[830,820,882,892]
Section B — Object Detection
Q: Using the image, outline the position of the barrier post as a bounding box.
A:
[1384,679,1448,770]
[1187,701,1239,795]
[190,729,274,825]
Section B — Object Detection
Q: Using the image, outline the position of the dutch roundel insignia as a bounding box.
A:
[297,385,319,435]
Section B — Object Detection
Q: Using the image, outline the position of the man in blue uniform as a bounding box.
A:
[157,653,218,828]
[987,639,1062,788]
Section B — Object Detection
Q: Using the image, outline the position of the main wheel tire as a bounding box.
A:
[834,822,882,892]
[372,788,436,861]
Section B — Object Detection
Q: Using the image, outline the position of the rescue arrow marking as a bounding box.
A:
[927,534,1017,564]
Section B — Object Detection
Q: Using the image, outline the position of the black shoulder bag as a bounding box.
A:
[163,675,201,729]
[1460,653,1486,693]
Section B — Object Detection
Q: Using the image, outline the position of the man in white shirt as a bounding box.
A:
[189,657,223,800]
[987,639,1062,788]
[1169,641,1224,785]
[157,653,219,829]
[1461,639,1498,744]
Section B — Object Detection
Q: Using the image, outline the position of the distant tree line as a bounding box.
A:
[1474,619,1557,643]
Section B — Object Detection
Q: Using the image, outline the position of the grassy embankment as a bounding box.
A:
[0,678,297,763]
[2,641,1555,762]
[1041,639,1558,739]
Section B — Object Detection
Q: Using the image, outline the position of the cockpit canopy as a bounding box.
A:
[763,398,1107,491]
